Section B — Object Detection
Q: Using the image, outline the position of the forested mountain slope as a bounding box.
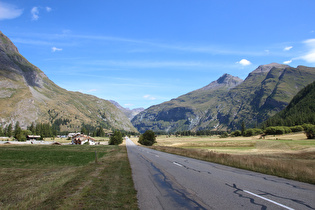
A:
[263,80,315,127]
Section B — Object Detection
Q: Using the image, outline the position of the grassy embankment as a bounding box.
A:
[139,133,315,184]
[0,144,138,209]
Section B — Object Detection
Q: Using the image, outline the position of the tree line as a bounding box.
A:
[1,121,139,141]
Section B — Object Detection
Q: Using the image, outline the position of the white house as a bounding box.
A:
[71,134,96,145]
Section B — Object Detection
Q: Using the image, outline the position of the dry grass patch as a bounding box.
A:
[151,133,315,184]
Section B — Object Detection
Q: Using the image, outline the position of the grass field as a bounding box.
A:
[137,133,315,184]
[0,144,138,209]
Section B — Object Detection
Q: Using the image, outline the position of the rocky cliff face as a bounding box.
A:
[132,64,315,133]
[0,31,137,132]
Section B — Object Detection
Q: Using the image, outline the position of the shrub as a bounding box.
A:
[290,125,304,133]
[243,128,260,137]
[231,130,242,137]
[244,129,255,137]
[219,132,229,138]
[109,131,123,145]
[264,126,290,135]
[138,130,156,146]
[302,124,315,139]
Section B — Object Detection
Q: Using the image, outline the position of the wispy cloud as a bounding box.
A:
[236,59,252,66]
[300,39,315,63]
[283,60,292,64]
[52,47,62,52]
[31,7,39,20]
[284,46,293,51]
[124,103,134,107]
[31,6,52,20]
[143,95,156,100]
[86,89,97,93]
[0,2,23,20]
[48,33,267,56]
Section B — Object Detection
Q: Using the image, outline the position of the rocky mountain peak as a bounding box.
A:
[198,73,243,92]
[0,31,47,88]
[109,100,144,120]
[0,31,19,54]
[252,63,289,74]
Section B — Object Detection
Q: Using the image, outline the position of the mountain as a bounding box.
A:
[109,100,144,120]
[132,63,315,133]
[0,31,137,132]
[263,80,315,126]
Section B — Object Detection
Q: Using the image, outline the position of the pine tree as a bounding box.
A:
[109,130,123,145]
[241,121,246,136]
[29,122,36,134]
[14,121,22,140]
[6,123,12,137]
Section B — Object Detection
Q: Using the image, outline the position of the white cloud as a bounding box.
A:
[86,89,97,93]
[0,2,23,20]
[284,46,293,51]
[52,47,62,52]
[283,60,292,64]
[143,95,156,100]
[31,7,39,20]
[236,59,252,66]
[300,39,315,63]
[31,6,52,20]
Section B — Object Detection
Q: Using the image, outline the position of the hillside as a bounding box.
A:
[0,31,137,132]
[132,63,315,133]
[109,100,144,120]
[263,80,315,126]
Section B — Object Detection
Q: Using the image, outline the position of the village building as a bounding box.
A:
[27,135,41,140]
[67,132,81,139]
[71,133,96,145]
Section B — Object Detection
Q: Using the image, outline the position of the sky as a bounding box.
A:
[1,0,315,109]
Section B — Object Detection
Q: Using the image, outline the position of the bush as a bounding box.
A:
[138,130,156,146]
[264,126,291,135]
[290,125,304,133]
[231,130,242,137]
[219,132,229,138]
[242,128,263,137]
[302,124,315,139]
[109,131,123,145]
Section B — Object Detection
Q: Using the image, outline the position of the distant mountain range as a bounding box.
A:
[0,31,137,132]
[109,100,144,120]
[132,63,315,133]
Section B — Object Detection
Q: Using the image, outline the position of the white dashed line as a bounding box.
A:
[173,162,183,167]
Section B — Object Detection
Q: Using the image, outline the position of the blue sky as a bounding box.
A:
[1,0,315,109]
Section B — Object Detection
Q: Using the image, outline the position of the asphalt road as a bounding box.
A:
[126,138,315,210]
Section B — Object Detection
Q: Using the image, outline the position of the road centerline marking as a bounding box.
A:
[243,190,294,210]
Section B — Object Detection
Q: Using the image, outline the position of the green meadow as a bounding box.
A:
[0,145,138,209]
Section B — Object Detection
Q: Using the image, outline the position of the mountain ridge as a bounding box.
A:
[0,31,137,132]
[109,100,144,120]
[132,63,315,133]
